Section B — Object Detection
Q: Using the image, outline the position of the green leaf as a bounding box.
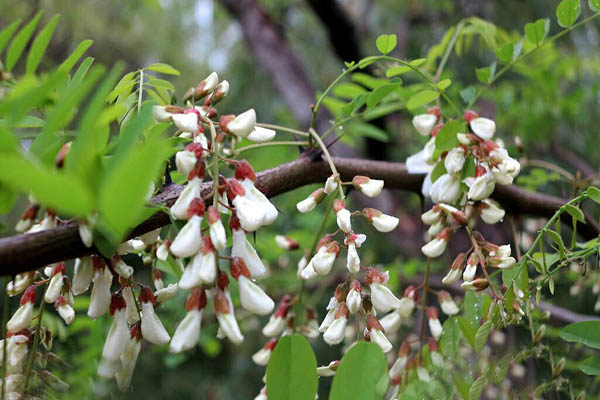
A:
[0,183,17,213]
[580,357,600,375]
[146,62,180,76]
[433,120,463,159]
[460,86,476,104]
[30,65,106,165]
[375,34,397,55]
[147,77,175,91]
[586,186,600,203]
[476,64,495,84]
[545,229,565,258]
[367,83,401,108]
[468,376,487,400]
[559,321,600,349]
[474,321,493,354]
[439,316,460,358]
[458,316,476,347]
[557,0,581,28]
[564,204,585,222]
[0,154,94,215]
[348,122,389,142]
[407,90,439,111]
[333,83,367,99]
[5,11,43,71]
[461,156,476,180]
[437,78,451,90]
[70,56,95,87]
[59,39,93,73]
[265,334,317,400]
[26,14,60,74]
[591,0,600,11]
[430,161,447,183]
[330,341,388,400]
[524,19,550,45]
[495,41,522,63]
[0,19,22,56]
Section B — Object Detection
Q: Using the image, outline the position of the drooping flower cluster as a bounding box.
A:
[407,108,520,290]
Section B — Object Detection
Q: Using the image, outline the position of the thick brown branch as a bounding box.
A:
[1,155,598,276]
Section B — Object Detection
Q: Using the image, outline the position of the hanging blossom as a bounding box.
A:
[406,108,521,291]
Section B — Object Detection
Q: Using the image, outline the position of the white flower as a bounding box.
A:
[438,291,459,315]
[412,114,437,136]
[238,276,275,316]
[466,172,495,201]
[346,242,360,274]
[311,242,340,275]
[214,290,244,345]
[299,260,318,280]
[97,357,120,379]
[479,199,505,224]
[262,300,289,337]
[252,339,277,366]
[428,313,443,340]
[429,173,461,204]
[112,257,134,279]
[323,305,348,345]
[72,257,94,295]
[55,296,75,325]
[155,283,178,303]
[444,147,465,175]
[334,200,352,233]
[367,316,393,353]
[247,126,276,143]
[170,310,203,354]
[470,117,495,140]
[352,176,384,198]
[175,150,198,177]
[362,208,399,233]
[199,72,219,96]
[102,296,130,361]
[319,298,338,333]
[296,188,325,213]
[156,241,170,261]
[179,237,217,289]
[389,353,408,378]
[7,288,36,333]
[115,335,141,392]
[207,206,227,251]
[370,283,402,314]
[152,105,172,122]
[44,264,64,303]
[442,267,462,285]
[172,112,199,133]
[346,281,362,314]
[170,177,203,220]
[421,207,442,225]
[210,80,229,104]
[317,360,339,377]
[398,297,415,319]
[421,228,451,258]
[170,215,203,258]
[6,272,34,297]
[238,177,278,230]
[140,288,171,345]
[463,260,477,282]
[275,235,299,251]
[231,226,266,278]
[490,149,520,185]
[122,286,140,324]
[427,221,444,238]
[140,228,161,246]
[324,174,339,195]
[221,109,256,137]
[379,311,402,334]
[88,266,113,319]
[406,149,434,174]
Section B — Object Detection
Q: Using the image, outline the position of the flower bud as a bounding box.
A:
[7,286,36,332]
[220,109,256,137]
[209,80,229,104]
[296,188,325,213]
[324,174,339,195]
[214,289,244,345]
[275,235,299,251]
[334,200,352,233]
[262,295,291,337]
[479,199,505,224]
[317,360,340,377]
[102,293,129,361]
[412,114,438,136]
[231,223,266,278]
[421,228,451,258]
[352,176,384,198]
[6,272,35,297]
[236,261,275,315]
[421,206,442,226]
[72,256,94,295]
[172,110,199,133]
[170,177,203,220]
[427,307,443,340]
[139,286,171,345]
[366,315,393,353]
[170,288,207,353]
[55,295,75,325]
[362,208,399,232]
[44,263,65,303]
[323,303,349,345]
[444,147,465,175]
[463,253,478,282]
[252,338,278,366]
[461,278,489,291]
[115,324,142,392]
[88,262,113,319]
[247,126,276,143]
[312,241,340,275]
[346,280,362,313]
[438,290,459,315]
[429,173,461,204]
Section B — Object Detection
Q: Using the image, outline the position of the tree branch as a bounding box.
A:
[1,155,598,276]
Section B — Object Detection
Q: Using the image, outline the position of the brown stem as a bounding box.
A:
[1,155,599,276]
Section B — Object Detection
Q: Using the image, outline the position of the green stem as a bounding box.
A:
[418,257,431,360]
[256,123,309,137]
[468,12,600,108]
[23,284,49,394]
[434,21,465,82]
[1,282,8,399]
[137,69,144,113]
[234,141,309,155]
[308,129,345,200]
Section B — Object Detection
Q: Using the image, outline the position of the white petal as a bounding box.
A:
[421,238,447,258]
[336,209,352,233]
[6,302,34,332]
[116,339,141,392]
[262,315,286,337]
[170,178,203,220]
[44,272,63,303]
[152,105,172,122]
[412,114,437,136]
[296,197,316,213]
[88,268,113,319]
[379,311,402,334]
[372,214,399,232]
[170,310,202,353]
[252,348,272,366]
[247,126,276,143]
[470,117,495,140]
[323,317,347,345]
[216,313,244,345]
[102,309,130,361]
[358,179,384,198]
[228,109,256,137]
[346,244,360,273]
[141,302,171,345]
[370,283,402,314]
[370,329,393,353]
[170,215,203,258]
[175,150,197,177]
[231,229,266,278]
[72,257,94,295]
[209,220,227,251]
[172,112,198,133]
[239,276,275,316]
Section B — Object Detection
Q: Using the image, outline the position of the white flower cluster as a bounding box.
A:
[407,108,520,290]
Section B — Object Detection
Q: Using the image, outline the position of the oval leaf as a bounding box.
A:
[6,11,43,71]
[591,0,600,12]
[375,34,397,55]
[557,0,581,28]
[26,14,60,74]
[407,90,439,110]
[559,321,600,349]
[330,341,388,400]
[147,62,180,76]
[474,320,493,354]
[524,18,550,45]
[266,334,318,400]
[580,357,600,375]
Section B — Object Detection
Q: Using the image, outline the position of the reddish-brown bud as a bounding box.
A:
[139,286,156,306]
[109,292,127,315]
[427,106,441,119]
[230,257,251,280]
[426,306,439,320]
[227,179,246,201]
[20,286,36,305]
[464,110,479,123]
[214,290,230,314]
[335,302,349,319]
[234,159,257,181]
[187,197,206,219]
[187,160,206,181]
[217,270,229,290]
[185,287,208,311]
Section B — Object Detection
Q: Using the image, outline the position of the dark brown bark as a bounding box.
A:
[1,155,598,276]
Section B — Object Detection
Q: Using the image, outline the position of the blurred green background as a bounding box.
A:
[1,0,600,398]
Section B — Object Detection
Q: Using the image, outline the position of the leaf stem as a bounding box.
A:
[234,141,309,155]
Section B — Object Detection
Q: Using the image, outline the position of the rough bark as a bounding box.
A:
[1,155,598,276]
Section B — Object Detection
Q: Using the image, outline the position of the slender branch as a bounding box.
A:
[1,156,599,276]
